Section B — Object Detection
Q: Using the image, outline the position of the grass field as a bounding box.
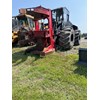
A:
[12,47,87,100]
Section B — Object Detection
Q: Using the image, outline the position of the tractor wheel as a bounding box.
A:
[18,28,27,41]
[74,30,81,46]
[18,28,28,47]
[58,30,74,50]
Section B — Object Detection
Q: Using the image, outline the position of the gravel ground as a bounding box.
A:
[58,38,87,55]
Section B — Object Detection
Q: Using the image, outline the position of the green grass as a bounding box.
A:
[12,47,87,100]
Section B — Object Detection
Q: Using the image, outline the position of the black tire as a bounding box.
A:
[18,28,28,46]
[12,38,18,47]
[74,30,81,46]
[18,28,28,41]
[57,29,74,50]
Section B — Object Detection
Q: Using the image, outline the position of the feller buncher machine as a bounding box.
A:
[12,14,34,46]
[13,6,81,55]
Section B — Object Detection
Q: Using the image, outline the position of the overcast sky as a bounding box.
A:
[12,0,87,33]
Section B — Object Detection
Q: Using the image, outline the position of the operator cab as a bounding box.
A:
[52,7,73,35]
[17,14,35,31]
[12,14,35,32]
[52,7,78,33]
